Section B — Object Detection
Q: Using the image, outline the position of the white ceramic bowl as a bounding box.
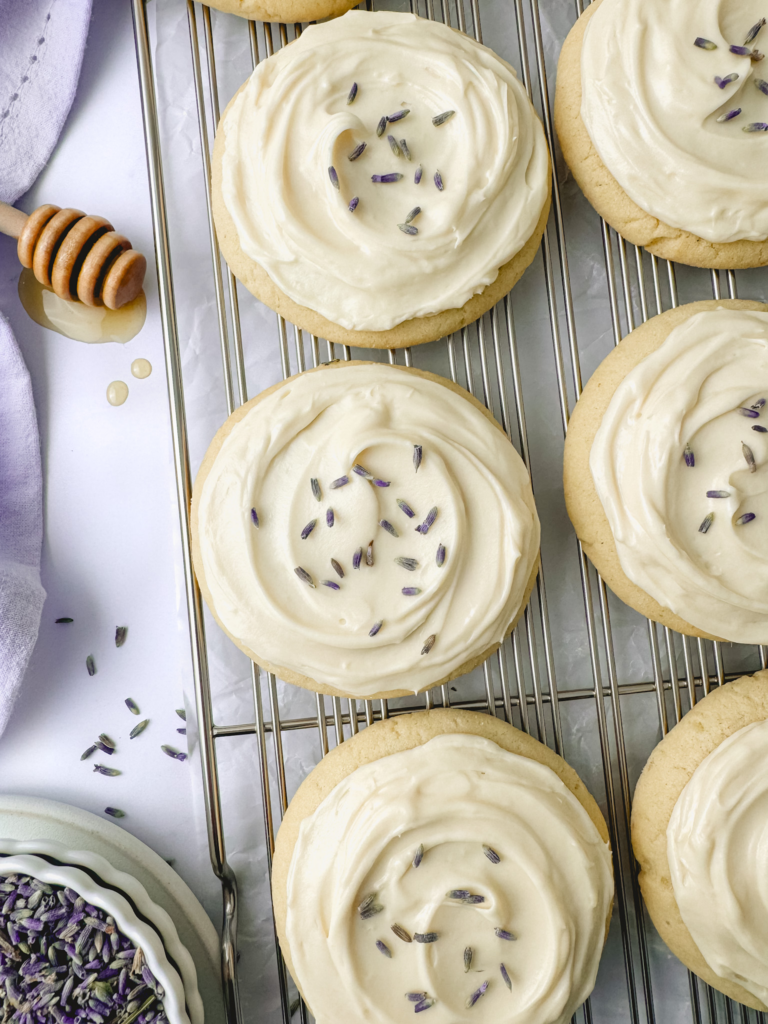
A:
[0,851,192,1024]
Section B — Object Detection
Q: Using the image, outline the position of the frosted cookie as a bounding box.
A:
[564,300,768,642]
[272,708,614,1024]
[555,0,768,269]
[632,672,768,1010]
[211,11,551,348]
[191,361,540,700]
[201,0,357,25]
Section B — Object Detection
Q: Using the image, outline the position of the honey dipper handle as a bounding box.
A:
[0,201,28,240]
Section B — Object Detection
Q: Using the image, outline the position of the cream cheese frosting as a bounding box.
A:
[667,717,768,1005]
[286,733,614,1024]
[220,11,550,331]
[580,0,768,244]
[589,308,768,643]
[196,364,540,697]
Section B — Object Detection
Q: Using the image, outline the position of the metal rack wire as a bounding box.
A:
[129,0,768,1021]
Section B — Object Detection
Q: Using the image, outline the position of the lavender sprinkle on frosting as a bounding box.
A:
[753,425,768,432]
[694,37,717,49]
[402,587,422,596]
[414,932,438,943]
[736,512,757,525]
[387,135,402,157]
[739,406,760,417]
[743,442,757,472]
[500,963,512,990]
[414,444,423,472]
[743,122,768,131]
[730,44,753,55]
[347,82,358,104]
[415,165,423,184]
[358,893,383,919]
[353,547,363,570]
[417,506,438,534]
[367,540,375,566]
[374,479,391,487]
[699,512,715,534]
[495,928,516,941]
[162,744,188,761]
[716,107,742,121]
[372,173,404,183]
[400,139,412,161]
[466,981,489,1008]
[377,116,388,137]
[684,443,695,467]
[434,170,444,191]
[353,463,374,479]
[745,18,767,44]
[421,634,436,655]
[397,499,416,518]
[405,207,421,224]
[407,993,428,1003]
[413,844,424,868]
[432,110,455,125]
[399,223,418,235]
[331,475,350,488]
[376,940,392,957]
[756,78,768,95]
[415,999,435,1013]
[388,109,410,122]
[369,620,383,636]
[348,141,366,162]
[483,844,501,863]
[322,580,341,590]
[349,196,360,213]
[395,557,418,570]
[464,947,473,972]
[447,890,485,904]
[380,520,399,537]
[301,519,317,540]
[294,566,316,588]
[327,507,335,527]
[753,398,766,409]
[311,477,322,502]
[328,166,340,190]
[392,924,412,943]
[715,73,739,88]
[706,490,730,498]
[436,543,446,567]
[331,558,344,578]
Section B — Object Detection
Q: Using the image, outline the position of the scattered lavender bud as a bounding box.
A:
[176,708,186,721]
[55,617,73,623]
[327,507,335,528]
[130,719,150,739]
[736,512,757,525]
[387,109,410,122]
[93,765,121,777]
[436,544,446,567]
[369,620,383,636]
[500,963,512,990]
[414,165,423,184]
[432,110,455,125]
[367,540,375,566]
[402,587,422,596]
[421,634,436,655]
[414,999,435,1012]
[349,196,360,213]
[374,479,391,487]
[331,475,350,488]
[756,78,768,95]
[80,745,97,761]
[743,122,768,131]
[86,655,96,677]
[753,425,768,432]
[434,170,444,191]
[104,808,126,819]
[405,207,421,224]
[353,463,374,479]
[294,566,316,588]
[414,444,423,472]
[495,928,516,941]
[387,135,402,157]
[466,981,489,1008]
[376,940,392,957]
[321,580,341,590]
[706,490,730,498]
[392,924,412,943]
[752,398,766,409]
[397,499,416,518]
[400,139,412,161]
[358,893,384,919]
[161,745,188,762]
[464,947,473,972]
[730,44,753,55]
[483,844,501,863]
[380,519,399,537]
[347,82,358,104]
[739,406,760,417]
[125,698,140,716]
[250,507,259,528]
[395,557,419,570]
[311,477,322,502]
[716,107,742,121]
[694,37,717,49]
[376,116,387,137]
[115,627,128,648]
[416,507,438,534]
[96,738,115,756]
[407,993,428,1002]
[301,519,318,540]
[684,443,695,467]
[743,442,757,472]
[413,844,424,868]
[414,932,438,943]
[348,141,367,162]
[372,173,404,183]
[328,166,340,190]
[745,18,766,44]
[715,73,739,88]
[699,512,715,534]
[447,890,485,904]
[353,547,363,570]
[331,558,345,578]
[398,223,418,235]
[177,727,186,735]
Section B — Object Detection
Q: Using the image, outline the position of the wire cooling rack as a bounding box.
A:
[129,0,768,1021]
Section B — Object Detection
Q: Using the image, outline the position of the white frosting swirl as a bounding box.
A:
[220,11,550,331]
[667,718,768,1006]
[196,364,540,697]
[286,733,614,1024]
[580,0,768,243]
[589,309,768,643]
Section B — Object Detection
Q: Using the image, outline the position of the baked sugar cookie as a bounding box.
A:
[191,361,540,700]
[564,299,768,643]
[632,672,768,1010]
[201,0,356,25]
[272,708,614,1024]
[555,0,768,269]
[212,11,551,348]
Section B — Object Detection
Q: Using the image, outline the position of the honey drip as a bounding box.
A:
[18,268,146,343]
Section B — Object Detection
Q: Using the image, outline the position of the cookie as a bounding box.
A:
[201,0,357,24]
[563,299,768,642]
[191,361,541,701]
[631,671,768,1010]
[211,11,551,348]
[555,0,768,270]
[272,708,614,1024]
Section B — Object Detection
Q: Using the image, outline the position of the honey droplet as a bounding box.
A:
[107,381,129,407]
[131,358,152,379]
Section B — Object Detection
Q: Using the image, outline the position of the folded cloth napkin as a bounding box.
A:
[0,0,93,204]
[0,315,45,734]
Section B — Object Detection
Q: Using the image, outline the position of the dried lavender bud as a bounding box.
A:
[421,634,436,655]
[432,110,455,126]
[115,626,128,648]
[387,109,410,122]
[398,223,418,235]
[699,512,715,534]
[322,580,341,591]
[416,506,438,534]
[80,744,97,761]
[93,764,121,777]
[294,566,316,588]
[86,655,96,677]
[353,463,374,479]
[369,620,383,636]
[96,738,115,756]
[161,745,188,762]
[400,139,412,161]
[730,44,753,55]
[177,727,187,735]
[414,999,435,1013]
[402,588,422,597]
[414,165,423,184]
[739,406,760,417]
[176,708,186,720]
[447,890,485,904]
[495,928,516,941]
[466,981,489,1008]
[753,425,768,432]
[752,398,766,409]
[374,479,391,487]
[301,519,318,540]
[684,443,695,467]
[358,893,384,919]
[328,166,340,190]
[743,122,768,131]
[752,48,765,61]
[395,557,418,570]
[500,963,512,990]
[716,107,742,121]
[349,196,360,213]
[414,932,438,943]
[436,544,446,567]
[125,698,140,715]
[251,507,259,528]
[407,993,428,1002]
[331,475,350,488]
[743,442,757,472]
[414,444,423,472]
[387,135,402,157]
[331,558,344,578]
[464,947,473,972]
[348,141,367,161]
[483,844,501,863]
[397,499,416,518]
[756,78,768,95]
[405,207,421,224]
[434,170,444,191]
[380,519,399,537]
[130,719,150,739]
[376,115,387,137]
[55,617,74,622]
[745,18,766,44]
[413,843,424,868]
[376,940,392,957]
[311,477,322,502]
[392,923,412,943]
[715,73,739,87]
[706,490,730,498]
[367,540,375,566]
[372,173,404,183]
[694,37,717,49]
[353,547,363,570]
[104,807,126,819]
[327,507,335,527]
[347,82,358,104]
[736,512,757,525]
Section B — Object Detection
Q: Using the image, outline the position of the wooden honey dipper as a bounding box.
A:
[0,200,147,310]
